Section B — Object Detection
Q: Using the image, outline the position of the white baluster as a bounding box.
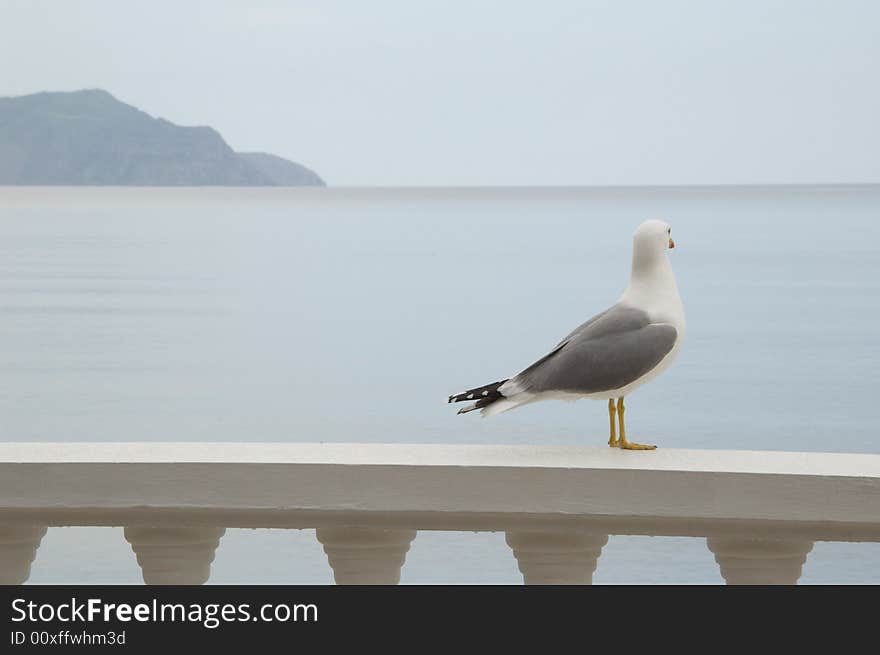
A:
[505,530,609,584]
[124,527,225,585]
[0,526,47,584]
[316,528,417,585]
[706,537,814,585]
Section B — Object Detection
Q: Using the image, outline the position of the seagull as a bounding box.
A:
[448,219,684,450]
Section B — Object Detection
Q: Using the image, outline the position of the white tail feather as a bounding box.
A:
[480,395,532,418]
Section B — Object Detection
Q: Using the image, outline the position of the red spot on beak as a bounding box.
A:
[668,238,675,249]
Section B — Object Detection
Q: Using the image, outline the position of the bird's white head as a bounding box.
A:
[630,219,675,278]
[633,218,674,258]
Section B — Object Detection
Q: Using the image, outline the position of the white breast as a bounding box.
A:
[605,254,685,397]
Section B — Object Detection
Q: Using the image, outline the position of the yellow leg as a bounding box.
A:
[616,397,656,451]
[607,399,617,447]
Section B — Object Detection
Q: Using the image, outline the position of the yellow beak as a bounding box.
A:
[669,238,675,249]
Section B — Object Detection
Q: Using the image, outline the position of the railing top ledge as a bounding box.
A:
[0,442,878,478]
[2,443,879,537]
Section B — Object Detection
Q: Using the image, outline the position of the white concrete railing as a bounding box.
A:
[1,443,879,585]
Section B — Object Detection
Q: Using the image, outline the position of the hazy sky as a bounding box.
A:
[2,1,878,185]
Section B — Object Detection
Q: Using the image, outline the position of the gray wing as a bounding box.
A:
[513,304,677,394]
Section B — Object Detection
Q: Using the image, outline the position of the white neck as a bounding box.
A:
[619,248,684,326]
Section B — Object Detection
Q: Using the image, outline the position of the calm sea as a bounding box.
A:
[1,185,878,583]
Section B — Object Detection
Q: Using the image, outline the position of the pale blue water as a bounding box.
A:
[2,185,878,583]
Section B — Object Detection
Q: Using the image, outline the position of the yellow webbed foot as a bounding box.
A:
[619,440,656,451]
[614,397,656,450]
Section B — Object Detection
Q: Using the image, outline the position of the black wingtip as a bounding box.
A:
[448,379,509,406]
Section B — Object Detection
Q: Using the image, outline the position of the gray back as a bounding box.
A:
[515,304,677,394]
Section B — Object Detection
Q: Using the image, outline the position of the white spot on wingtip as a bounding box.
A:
[482,390,488,396]
[466,393,473,399]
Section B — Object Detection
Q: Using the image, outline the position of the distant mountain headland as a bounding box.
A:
[0,89,325,186]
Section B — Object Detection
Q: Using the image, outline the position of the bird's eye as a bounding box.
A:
[667,228,671,235]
